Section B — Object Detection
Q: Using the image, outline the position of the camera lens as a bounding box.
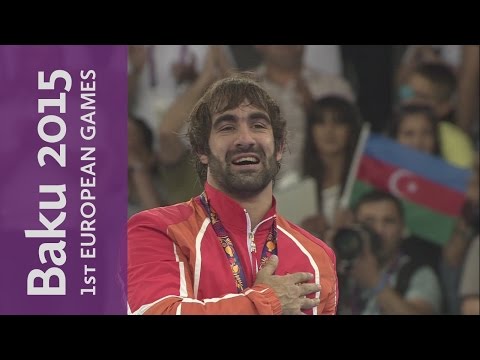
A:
[333,228,363,261]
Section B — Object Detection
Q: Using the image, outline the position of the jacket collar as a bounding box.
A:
[204,181,277,233]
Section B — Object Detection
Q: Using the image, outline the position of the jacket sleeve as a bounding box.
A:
[128,210,282,315]
[320,282,338,315]
[320,245,339,315]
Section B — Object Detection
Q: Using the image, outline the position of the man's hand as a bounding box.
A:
[171,56,198,85]
[255,255,320,315]
[197,46,235,86]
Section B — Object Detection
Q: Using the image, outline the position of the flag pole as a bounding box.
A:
[338,122,371,210]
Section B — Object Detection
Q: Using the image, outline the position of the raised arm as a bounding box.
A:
[157,46,235,165]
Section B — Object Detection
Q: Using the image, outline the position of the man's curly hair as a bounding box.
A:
[187,72,287,185]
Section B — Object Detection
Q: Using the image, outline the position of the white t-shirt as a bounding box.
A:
[321,184,341,226]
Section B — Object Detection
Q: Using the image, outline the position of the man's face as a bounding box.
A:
[199,100,282,197]
[355,200,404,262]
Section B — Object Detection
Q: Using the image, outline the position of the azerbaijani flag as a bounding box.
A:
[349,133,471,246]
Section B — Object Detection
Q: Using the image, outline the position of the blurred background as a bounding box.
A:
[127,45,479,315]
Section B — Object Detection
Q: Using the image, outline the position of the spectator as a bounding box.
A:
[335,191,443,315]
[300,96,362,237]
[398,62,475,169]
[128,115,164,217]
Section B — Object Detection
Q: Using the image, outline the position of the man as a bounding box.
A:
[335,191,442,315]
[128,74,338,315]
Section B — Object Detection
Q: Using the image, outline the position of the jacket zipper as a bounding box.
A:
[244,209,275,275]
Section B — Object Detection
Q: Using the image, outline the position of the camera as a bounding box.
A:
[332,223,382,273]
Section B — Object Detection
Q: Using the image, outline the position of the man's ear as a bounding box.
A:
[276,140,285,162]
[199,153,209,165]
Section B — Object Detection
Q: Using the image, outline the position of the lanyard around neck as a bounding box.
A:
[199,192,278,293]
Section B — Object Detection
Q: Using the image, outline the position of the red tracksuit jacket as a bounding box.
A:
[128,182,338,315]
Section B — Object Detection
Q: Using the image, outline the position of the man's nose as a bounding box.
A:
[371,223,384,238]
[234,126,256,148]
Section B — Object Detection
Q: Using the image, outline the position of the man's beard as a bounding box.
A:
[208,148,278,198]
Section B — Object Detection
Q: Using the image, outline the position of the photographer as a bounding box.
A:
[334,190,442,315]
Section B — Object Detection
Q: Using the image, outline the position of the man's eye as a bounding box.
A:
[253,123,267,129]
[220,126,234,132]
